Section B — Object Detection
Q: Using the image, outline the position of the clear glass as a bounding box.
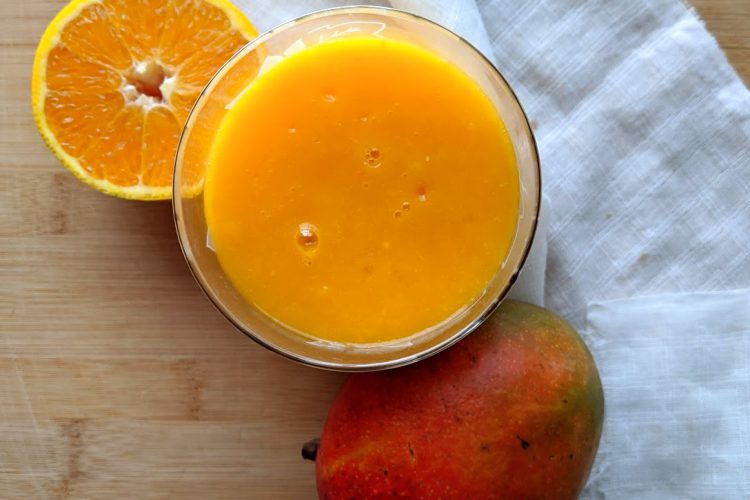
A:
[173,6,541,371]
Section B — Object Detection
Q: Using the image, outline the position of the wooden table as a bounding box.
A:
[1,1,747,498]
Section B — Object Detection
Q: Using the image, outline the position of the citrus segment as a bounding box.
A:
[80,106,145,185]
[59,4,133,71]
[179,32,251,87]
[169,90,202,124]
[44,91,125,157]
[142,107,181,188]
[160,0,247,67]
[103,0,167,62]
[46,45,122,92]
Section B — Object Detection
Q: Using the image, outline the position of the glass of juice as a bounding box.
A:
[173,6,540,370]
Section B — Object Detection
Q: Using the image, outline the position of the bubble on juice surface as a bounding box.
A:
[417,185,428,202]
[296,223,319,251]
[394,210,402,218]
[364,148,382,168]
[402,201,410,211]
[324,93,336,103]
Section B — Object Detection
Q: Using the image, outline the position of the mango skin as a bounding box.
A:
[316,301,604,499]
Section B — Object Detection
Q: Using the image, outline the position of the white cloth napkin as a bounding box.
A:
[235,0,750,495]
[480,0,750,330]
[581,289,750,499]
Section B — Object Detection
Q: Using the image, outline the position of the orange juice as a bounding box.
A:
[204,37,519,344]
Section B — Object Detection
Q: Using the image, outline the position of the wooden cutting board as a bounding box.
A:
[1,1,747,498]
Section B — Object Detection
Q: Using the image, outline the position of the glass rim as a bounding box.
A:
[172,5,542,371]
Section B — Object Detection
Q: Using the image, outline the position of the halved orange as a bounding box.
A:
[31,0,257,200]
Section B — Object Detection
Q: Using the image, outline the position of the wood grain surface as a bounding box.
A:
[692,0,750,83]
[1,1,747,498]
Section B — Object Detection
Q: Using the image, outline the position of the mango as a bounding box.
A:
[309,300,604,499]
